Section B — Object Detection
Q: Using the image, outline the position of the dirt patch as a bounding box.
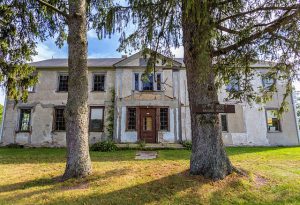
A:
[254,175,268,187]
[61,182,90,191]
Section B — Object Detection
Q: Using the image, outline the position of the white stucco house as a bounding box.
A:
[1,51,299,147]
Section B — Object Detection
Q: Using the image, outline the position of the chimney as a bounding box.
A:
[122,55,127,58]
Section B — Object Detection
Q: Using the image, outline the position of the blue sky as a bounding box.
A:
[0,30,184,105]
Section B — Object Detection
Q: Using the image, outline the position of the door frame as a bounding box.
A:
[139,107,157,143]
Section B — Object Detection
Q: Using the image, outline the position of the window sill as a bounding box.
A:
[55,91,68,93]
[91,90,106,93]
[52,130,66,132]
[16,130,31,133]
[125,129,137,132]
[267,131,282,133]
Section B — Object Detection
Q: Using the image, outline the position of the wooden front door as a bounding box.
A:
[140,108,156,143]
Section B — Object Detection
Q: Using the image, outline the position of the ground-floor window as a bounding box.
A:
[160,108,169,131]
[54,107,66,131]
[221,114,228,132]
[266,109,281,132]
[89,107,104,132]
[19,109,31,132]
[127,108,137,130]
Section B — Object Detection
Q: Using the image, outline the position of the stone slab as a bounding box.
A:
[135,151,158,160]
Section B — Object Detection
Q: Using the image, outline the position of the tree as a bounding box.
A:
[1,0,113,180]
[102,0,300,180]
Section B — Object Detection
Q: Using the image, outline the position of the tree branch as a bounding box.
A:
[218,4,300,23]
[216,25,240,34]
[35,0,69,18]
[213,8,300,56]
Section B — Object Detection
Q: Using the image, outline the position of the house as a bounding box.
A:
[0,51,299,147]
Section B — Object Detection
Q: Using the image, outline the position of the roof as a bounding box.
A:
[30,58,124,68]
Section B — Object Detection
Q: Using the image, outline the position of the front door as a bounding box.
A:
[140,108,156,143]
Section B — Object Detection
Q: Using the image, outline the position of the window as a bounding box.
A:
[221,114,228,132]
[262,76,275,90]
[58,74,68,92]
[89,107,104,132]
[142,74,154,91]
[160,108,169,130]
[134,73,139,91]
[54,108,66,131]
[226,78,239,92]
[27,86,35,92]
[93,74,105,91]
[127,108,136,130]
[266,109,281,132]
[156,73,161,91]
[19,109,31,132]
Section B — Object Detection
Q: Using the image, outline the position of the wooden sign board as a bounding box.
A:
[193,104,235,113]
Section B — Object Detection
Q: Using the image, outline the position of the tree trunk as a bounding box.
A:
[63,0,92,180]
[182,0,232,180]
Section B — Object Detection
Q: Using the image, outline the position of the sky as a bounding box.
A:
[0,29,299,105]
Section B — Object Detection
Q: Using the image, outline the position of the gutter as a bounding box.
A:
[0,91,7,143]
[291,91,300,145]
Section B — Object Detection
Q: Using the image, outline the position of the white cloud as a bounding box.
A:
[32,44,56,62]
[171,46,184,58]
[87,30,98,39]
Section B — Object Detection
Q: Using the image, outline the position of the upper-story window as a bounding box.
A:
[58,74,68,92]
[134,73,162,91]
[27,86,35,93]
[262,76,275,90]
[226,78,239,92]
[93,74,105,91]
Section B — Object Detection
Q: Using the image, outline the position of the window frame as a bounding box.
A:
[133,72,163,91]
[220,114,229,132]
[265,108,281,133]
[262,76,276,91]
[126,107,137,131]
[226,77,240,92]
[57,73,69,92]
[53,107,66,132]
[18,108,32,132]
[159,107,169,131]
[27,86,35,93]
[92,73,106,92]
[89,106,105,132]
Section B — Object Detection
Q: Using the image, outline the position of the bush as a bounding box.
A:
[90,140,117,152]
[6,143,24,148]
[181,141,192,150]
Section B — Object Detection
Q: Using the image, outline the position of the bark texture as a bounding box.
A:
[182,0,233,180]
[63,0,92,180]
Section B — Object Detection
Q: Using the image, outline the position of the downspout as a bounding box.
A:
[291,91,300,145]
[0,91,7,144]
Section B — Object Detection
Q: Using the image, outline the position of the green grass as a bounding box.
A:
[0,147,299,205]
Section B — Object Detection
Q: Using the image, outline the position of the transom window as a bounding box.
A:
[134,73,162,91]
[266,109,281,132]
[127,108,136,130]
[54,108,66,131]
[89,107,104,132]
[19,109,31,132]
[58,74,68,92]
[160,108,169,130]
[93,74,105,91]
[221,114,228,132]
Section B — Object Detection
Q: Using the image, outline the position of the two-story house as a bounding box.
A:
[1,51,299,146]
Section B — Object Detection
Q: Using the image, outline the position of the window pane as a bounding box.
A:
[226,78,239,92]
[58,75,68,91]
[266,110,280,132]
[127,108,136,130]
[160,108,168,130]
[134,73,139,91]
[157,74,161,91]
[20,109,31,131]
[221,114,228,132]
[144,117,153,131]
[55,108,66,131]
[142,74,154,91]
[90,108,104,131]
[262,77,274,89]
[93,75,105,91]
[27,86,34,92]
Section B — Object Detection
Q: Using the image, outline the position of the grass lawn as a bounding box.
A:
[0,147,299,205]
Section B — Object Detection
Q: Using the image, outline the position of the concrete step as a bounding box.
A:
[116,143,184,149]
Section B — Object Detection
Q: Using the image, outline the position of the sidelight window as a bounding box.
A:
[160,108,169,130]
[127,108,136,130]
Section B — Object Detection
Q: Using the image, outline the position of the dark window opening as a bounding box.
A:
[221,114,228,132]
[157,74,161,91]
[19,109,31,132]
[262,77,275,90]
[160,108,168,130]
[142,74,154,91]
[134,73,139,91]
[93,74,105,91]
[127,108,136,130]
[89,107,104,132]
[54,108,66,131]
[58,74,68,92]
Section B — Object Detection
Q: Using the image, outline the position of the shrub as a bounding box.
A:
[181,141,192,150]
[90,140,117,152]
[137,140,146,149]
[6,143,24,148]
